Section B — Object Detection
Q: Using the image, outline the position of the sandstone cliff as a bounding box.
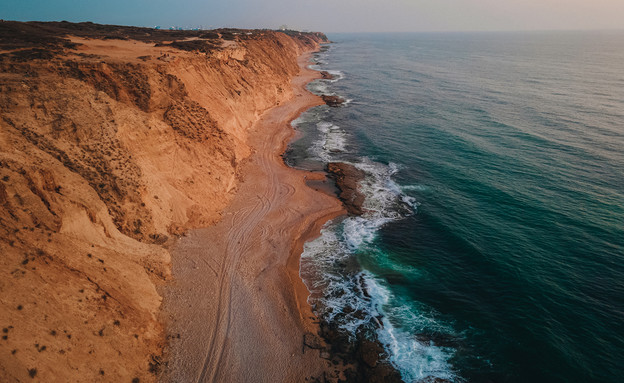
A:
[0,21,327,382]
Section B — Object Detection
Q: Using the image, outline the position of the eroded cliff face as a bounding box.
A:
[0,21,327,382]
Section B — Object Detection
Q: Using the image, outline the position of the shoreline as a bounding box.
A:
[163,50,347,382]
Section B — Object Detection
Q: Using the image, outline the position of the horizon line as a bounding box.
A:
[4,19,624,35]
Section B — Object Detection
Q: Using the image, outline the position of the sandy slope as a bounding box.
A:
[163,54,345,382]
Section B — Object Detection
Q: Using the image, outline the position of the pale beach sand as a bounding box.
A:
[163,52,346,382]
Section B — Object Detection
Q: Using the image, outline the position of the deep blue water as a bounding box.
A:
[288,31,624,382]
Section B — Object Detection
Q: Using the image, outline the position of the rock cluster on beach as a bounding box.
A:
[321,94,346,107]
[326,162,365,215]
[319,70,335,80]
[317,314,404,382]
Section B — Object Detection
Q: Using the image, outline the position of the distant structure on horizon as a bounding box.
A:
[152,25,206,31]
[278,24,304,33]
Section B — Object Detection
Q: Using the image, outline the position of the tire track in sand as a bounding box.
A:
[187,52,345,383]
[196,135,280,383]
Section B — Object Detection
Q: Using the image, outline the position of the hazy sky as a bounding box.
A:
[3,0,624,32]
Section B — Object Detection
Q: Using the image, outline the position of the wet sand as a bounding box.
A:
[163,52,346,382]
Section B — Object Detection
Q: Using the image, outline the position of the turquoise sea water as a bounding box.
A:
[287,32,624,382]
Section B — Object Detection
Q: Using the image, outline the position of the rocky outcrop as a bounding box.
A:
[318,319,403,383]
[321,94,346,107]
[319,70,335,80]
[0,20,328,382]
[327,162,365,215]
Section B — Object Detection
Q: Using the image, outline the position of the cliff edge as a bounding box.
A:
[0,21,328,382]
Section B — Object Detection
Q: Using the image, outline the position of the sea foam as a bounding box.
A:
[309,121,348,162]
[300,158,457,382]
[299,48,458,382]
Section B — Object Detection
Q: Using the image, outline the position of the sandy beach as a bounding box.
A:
[163,52,346,382]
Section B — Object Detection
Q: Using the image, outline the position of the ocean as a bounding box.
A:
[285,32,624,382]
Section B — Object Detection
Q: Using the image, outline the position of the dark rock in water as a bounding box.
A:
[321,94,346,107]
[420,378,453,383]
[359,338,383,368]
[318,316,403,383]
[319,320,355,355]
[357,337,403,382]
[368,361,404,383]
[352,309,367,320]
[326,162,365,215]
[319,70,335,80]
